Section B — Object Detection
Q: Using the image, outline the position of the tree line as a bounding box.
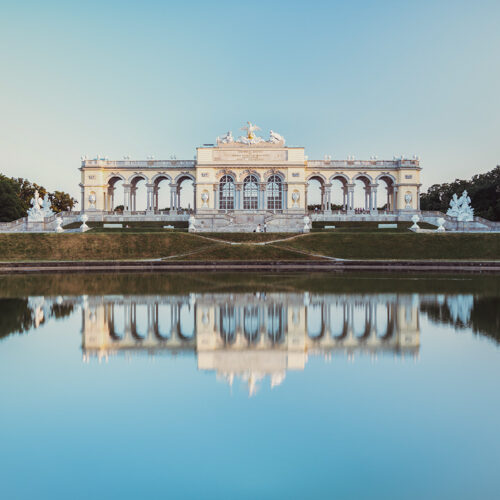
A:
[0,175,77,222]
[420,166,500,221]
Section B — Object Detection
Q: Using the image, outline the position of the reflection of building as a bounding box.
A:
[81,293,420,395]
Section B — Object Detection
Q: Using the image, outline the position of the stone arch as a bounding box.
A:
[106,174,126,211]
[219,174,235,211]
[243,174,259,210]
[174,173,196,211]
[128,174,148,212]
[266,174,284,211]
[150,173,172,213]
[307,173,327,211]
[376,173,397,211]
[329,174,350,211]
[352,173,374,212]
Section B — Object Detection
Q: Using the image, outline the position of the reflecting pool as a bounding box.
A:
[0,273,499,499]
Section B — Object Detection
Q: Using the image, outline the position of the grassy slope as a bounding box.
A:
[0,231,498,261]
[275,232,500,260]
[0,233,206,261]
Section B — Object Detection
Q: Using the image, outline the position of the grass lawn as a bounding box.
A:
[274,232,500,260]
[0,230,498,261]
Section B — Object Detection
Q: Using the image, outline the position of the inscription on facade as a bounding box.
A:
[212,150,287,163]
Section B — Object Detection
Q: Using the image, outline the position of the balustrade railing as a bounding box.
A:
[82,160,196,168]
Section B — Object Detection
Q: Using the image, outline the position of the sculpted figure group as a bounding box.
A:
[217,122,285,146]
[446,190,474,222]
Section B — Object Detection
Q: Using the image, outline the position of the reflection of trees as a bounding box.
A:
[0,298,75,341]
[0,299,37,340]
[421,295,500,344]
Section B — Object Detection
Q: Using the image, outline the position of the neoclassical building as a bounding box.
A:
[80,122,422,231]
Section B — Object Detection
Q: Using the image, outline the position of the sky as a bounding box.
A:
[1,0,499,206]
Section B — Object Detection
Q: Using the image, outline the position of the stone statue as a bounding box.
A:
[42,194,54,218]
[55,217,64,233]
[201,191,209,208]
[436,217,446,232]
[410,214,420,230]
[217,131,234,145]
[80,214,90,232]
[303,215,311,233]
[292,190,300,208]
[404,192,413,209]
[446,190,474,222]
[269,130,285,145]
[241,121,261,140]
[27,190,45,221]
[188,215,196,232]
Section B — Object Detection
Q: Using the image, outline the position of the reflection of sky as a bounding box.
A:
[0,300,499,499]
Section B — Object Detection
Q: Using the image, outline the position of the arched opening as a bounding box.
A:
[220,304,236,344]
[176,176,195,212]
[130,175,147,212]
[376,175,396,212]
[352,175,372,214]
[178,303,195,340]
[307,302,324,340]
[306,176,324,212]
[243,305,260,343]
[107,176,125,212]
[267,175,283,211]
[267,304,285,344]
[153,175,172,213]
[243,175,259,210]
[219,175,235,211]
[131,303,148,340]
[330,175,349,213]
[154,303,173,340]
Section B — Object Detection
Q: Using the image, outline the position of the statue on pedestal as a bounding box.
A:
[27,190,44,222]
[303,215,311,233]
[188,215,196,232]
[446,190,474,222]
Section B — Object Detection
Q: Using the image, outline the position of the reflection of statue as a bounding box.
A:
[217,131,234,145]
[447,190,474,222]
[269,130,285,145]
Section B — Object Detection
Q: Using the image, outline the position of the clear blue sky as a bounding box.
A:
[1,0,499,203]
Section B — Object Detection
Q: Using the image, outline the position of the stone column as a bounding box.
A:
[393,187,399,213]
[417,187,421,210]
[260,184,266,211]
[80,186,86,212]
[213,184,219,210]
[146,183,154,213]
[283,183,288,210]
[347,184,355,214]
[235,185,241,210]
[169,184,176,211]
[123,184,131,213]
[370,184,378,214]
[325,184,332,211]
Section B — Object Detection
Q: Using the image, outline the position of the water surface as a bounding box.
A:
[0,273,499,499]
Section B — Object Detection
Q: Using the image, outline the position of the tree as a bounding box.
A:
[420,166,500,221]
[50,191,77,213]
[0,177,25,222]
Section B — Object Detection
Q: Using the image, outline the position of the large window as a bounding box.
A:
[243,175,259,210]
[219,175,235,210]
[266,175,282,211]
